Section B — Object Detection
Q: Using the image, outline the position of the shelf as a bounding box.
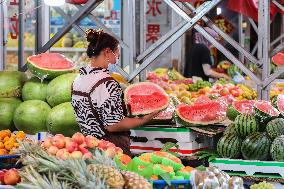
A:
[6,47,86,52]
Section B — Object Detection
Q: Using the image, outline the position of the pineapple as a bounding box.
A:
[87,164,125,189]
[120,170,152,189]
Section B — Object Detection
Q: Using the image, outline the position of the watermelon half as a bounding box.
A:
[27,53,75,80]
[272,52,284,66]
[176,102,227,126]
[124,82,169,116]
[226,100,255,121]
[254,100,280,123]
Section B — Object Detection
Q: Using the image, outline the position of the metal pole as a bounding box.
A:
[259,0,270,100]
[238,14,245,63]
[18,0,25,71]
[139,0,147,81]
[0,2,4,70]
[128,0,136,76]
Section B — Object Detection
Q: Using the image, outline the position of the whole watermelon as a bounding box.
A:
[0,71,26,97]
[22,78,48,101]
[13,100,51,134]
[270,135,284,161]
[46,102,80,137]
[46,73,78,107]
[241,132,271,160]
[223,123,237,135]
[0,98,22,130]
[234,114,259,138]
[217,134,242,158]
[266,118,284,139]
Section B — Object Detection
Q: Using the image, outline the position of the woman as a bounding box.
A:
[71,29,158,156]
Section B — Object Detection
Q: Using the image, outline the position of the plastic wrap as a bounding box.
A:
[190,167,244,189]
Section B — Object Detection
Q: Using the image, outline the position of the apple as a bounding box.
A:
[64,137,72,144]
[72,132,85,145]
[85,136,98,148]
[42,138,52,149]
[71,151,83,159]
[98,140,109,150]
[3,169,20,185]
[47,146,59,155]
[56,149,70,160]
[105,147,116,158]
[52,136,66,149]
[83,152,93,159]
[115,147,123,155]
[79,147,89,154]
[65,141,78,153]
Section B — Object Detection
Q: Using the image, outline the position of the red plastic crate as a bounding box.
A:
[65,0,88,4]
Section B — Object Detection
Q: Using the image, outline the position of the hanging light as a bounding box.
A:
[44,0,65,6]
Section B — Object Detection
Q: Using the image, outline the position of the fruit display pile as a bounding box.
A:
[42,132,123,160]
[0,53,81,137]
[0,169,21,186]
[250,181,276,189]
[217,95,284,162]
[51,32,87,48]
[115,151,194,180]
[0,130,26,155]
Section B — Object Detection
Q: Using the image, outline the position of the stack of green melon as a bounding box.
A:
[218,97,284,162]
[0,53,80,137]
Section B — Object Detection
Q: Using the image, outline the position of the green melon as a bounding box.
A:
[223,123,237,135]
[254,100,280,123]
[234,114,259,138]
[46,102,80,137]
[217,134,242,158]
[241,132,271,160]
[22,78,48,101]
[27,53,76,80]
[0,71,26,98]
[266,118,284,139]
[0,98,22,130]
[13,100,51,134]
[46,73,78,107]
[270,135,284,161]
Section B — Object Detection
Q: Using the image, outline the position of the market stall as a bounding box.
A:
[0,0,284,188]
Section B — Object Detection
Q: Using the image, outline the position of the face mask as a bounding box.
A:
[112,51,119,64]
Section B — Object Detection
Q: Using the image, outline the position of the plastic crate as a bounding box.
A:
[152,180,191,189]
[0,155,21,170]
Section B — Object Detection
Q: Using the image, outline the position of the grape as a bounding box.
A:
[250,181,275,189]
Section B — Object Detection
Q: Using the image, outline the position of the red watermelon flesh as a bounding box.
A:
[28,53,74,70]
[277,95,284,115]
[272,52,284,66]
[154,101,175,120]
[232,100,255,114]
[125,82,169,116]
[254,100,280,117]
[176,102,227,125]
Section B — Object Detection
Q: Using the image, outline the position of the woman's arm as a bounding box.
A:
[106,111,158,132]
[202,64,230,79]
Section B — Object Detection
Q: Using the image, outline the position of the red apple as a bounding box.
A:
[64,137,72,144]
[105,147,116,158]
[72,132,85,145]
[52,136,66,149]
[42,138,52,149]
[115,147,123,155]
[56,149,70,160]
[79,146,89,154]
[98,140,109,150]
[83,152,93,159]
[3,169,20,185]
[85,136,99,148]
[71,151,83,159]
[65,141,78,153]
[47,146,59,155]
[106,142,115,149]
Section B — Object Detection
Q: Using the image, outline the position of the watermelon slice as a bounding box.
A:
[226,100,255,121]
[124,82,169,116]
[176,102,227,126]
[275,94,284,116]
[272,52,284,66]
[27,53,75,80]
[254,100,280,123]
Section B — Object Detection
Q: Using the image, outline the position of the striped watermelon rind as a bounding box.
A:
[217,134,242,158]
[234,114,259,138]
[270,135,284,161]
[254,100,280,123]
[266,118,284,139]
[223,123,237,135]
[241,132,271,161]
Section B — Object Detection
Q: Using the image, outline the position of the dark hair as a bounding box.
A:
[86,29,119,58]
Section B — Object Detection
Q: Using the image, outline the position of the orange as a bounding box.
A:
[16,131,26,140]
[0,130,11,139]
[4,140,14,150]
[3,136,10,143]
[0,149,8,155]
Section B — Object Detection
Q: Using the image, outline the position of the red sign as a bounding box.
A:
[147,0,162,17]
[146,24,160,43]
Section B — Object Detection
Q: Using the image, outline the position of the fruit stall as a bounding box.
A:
[0,0,284,189]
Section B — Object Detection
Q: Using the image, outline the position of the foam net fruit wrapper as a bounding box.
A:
[190,167,244,189]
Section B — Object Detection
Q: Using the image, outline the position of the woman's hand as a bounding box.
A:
[141,110,160,123]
